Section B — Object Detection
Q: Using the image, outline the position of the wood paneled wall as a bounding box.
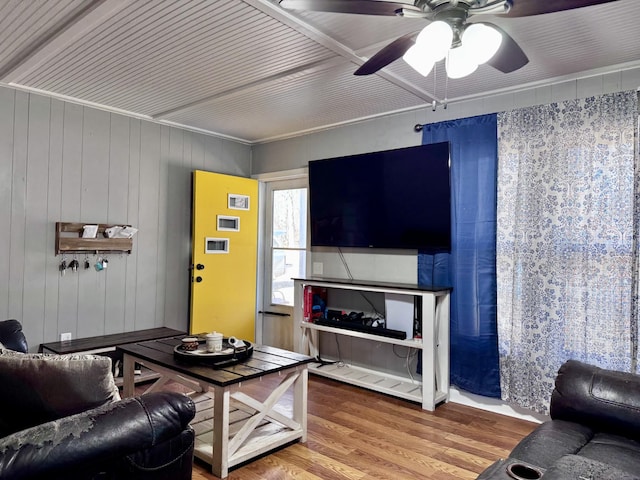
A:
[0,86,251,349]
[252,67,640,173]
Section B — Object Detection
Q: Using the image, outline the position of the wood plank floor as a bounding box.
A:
[175,375,538,480]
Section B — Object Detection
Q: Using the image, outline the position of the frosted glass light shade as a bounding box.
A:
[403,44,435,76]
[415,21,453,61]
[462,23,502,64]
[446,45,478,79]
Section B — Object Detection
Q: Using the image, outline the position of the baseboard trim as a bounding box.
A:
[448,387,548,424]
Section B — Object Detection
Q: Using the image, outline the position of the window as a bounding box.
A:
[269,187,307,306]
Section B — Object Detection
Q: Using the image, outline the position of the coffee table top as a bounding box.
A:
[117,335,313,387]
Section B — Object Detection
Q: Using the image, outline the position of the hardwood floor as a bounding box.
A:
[183,375,537,480]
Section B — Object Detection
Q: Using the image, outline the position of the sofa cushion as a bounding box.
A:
[543,455,640,480]
[0,350,120,436]
[576,432,640,476]
[509,420,594,468]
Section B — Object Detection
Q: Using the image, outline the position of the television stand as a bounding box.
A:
[293,277,451,411]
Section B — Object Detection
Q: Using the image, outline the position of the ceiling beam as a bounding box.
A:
[0,0,130,83]
[245,0,442,103]
[152,56,346,119]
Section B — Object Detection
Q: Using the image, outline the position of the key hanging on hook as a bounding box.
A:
[59,256,67,277]
[94,256,104,272]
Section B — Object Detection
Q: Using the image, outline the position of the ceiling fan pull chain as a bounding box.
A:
[444,63,449,109]
[433,61,438,111]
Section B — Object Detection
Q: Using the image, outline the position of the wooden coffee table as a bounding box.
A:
[117,336,313,478]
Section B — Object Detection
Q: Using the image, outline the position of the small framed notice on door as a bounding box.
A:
[217,215,240,231]
[228,194,250,210]
[205,237,229,254]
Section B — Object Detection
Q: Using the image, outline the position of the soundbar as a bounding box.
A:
[314,318,407,340]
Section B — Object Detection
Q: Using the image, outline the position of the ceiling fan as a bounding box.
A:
[279,0,619,79]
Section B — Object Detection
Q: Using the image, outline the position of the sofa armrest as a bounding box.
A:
[0,391,195,480]
[550,360,640,439]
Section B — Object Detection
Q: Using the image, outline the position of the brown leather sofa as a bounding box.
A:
[0,319,196,480]
[477,360,640,480]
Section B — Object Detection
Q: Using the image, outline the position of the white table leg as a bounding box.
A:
[293,366,308,442]
[212,385,230,478]
[122,353,136,398]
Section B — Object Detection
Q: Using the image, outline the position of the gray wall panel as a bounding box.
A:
[135,122,161,331]
[124,119,141,333]
[158,129,192,327]
[23,94,51,346]
[107,115,130,223]
[203,135,222,172]
[60,103,83,221]
[0,85,251,347]
[0,88,14,320]
[104,114,131,335]
[191,132,204,171]
[154,126,170,330]
[77,108,111,339]
[44,98,64,342]
[9,91,28,321]
[58,102,83,339]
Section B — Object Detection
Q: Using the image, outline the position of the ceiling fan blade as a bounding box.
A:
[482,23,528,73]
[504,0,619,17]
[279,0,421,16]
[354,33,416,75]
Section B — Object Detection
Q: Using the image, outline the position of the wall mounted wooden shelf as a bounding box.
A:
[55,222,133,255]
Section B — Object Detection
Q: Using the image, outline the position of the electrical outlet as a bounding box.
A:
[60,332,72,342]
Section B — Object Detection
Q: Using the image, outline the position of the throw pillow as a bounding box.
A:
[0,351,121,436]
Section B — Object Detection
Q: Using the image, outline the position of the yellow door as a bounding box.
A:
[190,170,258,341]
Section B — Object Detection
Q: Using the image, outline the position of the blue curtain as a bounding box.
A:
[419,114,500,397]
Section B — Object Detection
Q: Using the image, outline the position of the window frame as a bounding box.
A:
[263,177,309,309]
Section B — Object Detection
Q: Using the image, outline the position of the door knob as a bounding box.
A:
[196,264,205,270]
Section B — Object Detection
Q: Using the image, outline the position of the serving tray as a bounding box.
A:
[173,338,253,368]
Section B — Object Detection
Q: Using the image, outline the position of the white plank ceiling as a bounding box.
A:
[1,0,639,144]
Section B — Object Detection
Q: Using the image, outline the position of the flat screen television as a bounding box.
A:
[308,141,451,252]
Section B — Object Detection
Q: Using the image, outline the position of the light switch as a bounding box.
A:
[312,262,323,275]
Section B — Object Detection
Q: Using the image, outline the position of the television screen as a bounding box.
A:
[308,141,451,252]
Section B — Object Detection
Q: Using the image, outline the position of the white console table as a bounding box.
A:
[293,277,451,411]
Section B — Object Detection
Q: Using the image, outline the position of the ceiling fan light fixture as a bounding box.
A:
[402,44,436,76]
[415,21,453,61]
[446,44,478,79]
[462,23,503,64]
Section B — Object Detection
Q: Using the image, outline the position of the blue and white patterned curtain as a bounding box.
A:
[496,90,639,413]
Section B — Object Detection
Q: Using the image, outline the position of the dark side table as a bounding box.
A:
[39,327,186,386]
